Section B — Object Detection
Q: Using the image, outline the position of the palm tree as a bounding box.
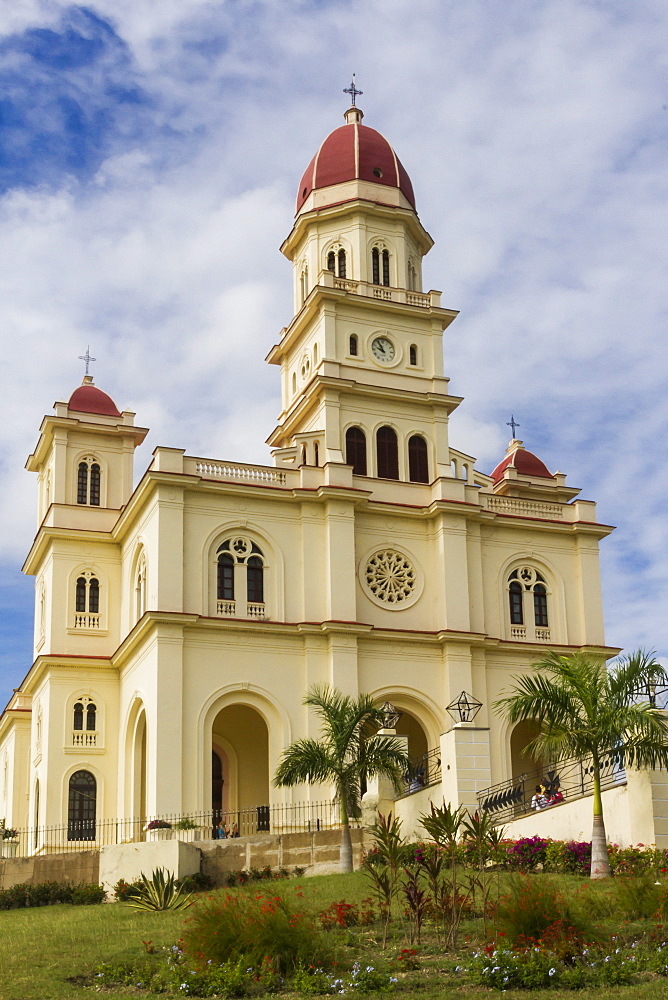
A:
[495,650,668,878]
[274,686,410,872]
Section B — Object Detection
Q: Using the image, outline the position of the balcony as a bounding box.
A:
[320,269,442,309]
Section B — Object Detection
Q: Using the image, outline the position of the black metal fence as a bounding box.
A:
[477,748,626,824]
[0,800,341,859]
[399,746,442,797]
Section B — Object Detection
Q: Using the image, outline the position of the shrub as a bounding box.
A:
[505,836,548,871]
[492,875,597,947]
[0,880,105,909]
[123,868,194,911]
[182,889,337,975]
[543,838,591,875]
[319,899,375,929]
[613,876,665,920]
[608,843,668,876]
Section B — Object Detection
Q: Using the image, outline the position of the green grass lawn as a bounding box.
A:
[1,871,668,1000]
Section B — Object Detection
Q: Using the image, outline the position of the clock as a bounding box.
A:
[371,336,395,363]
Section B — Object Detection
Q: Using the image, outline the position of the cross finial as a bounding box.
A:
[343,74,363,106]
[507,414,520,438]
[78,346,96,377]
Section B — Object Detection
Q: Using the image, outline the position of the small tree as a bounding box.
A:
[274,686,410,872]
[495,650,668,877]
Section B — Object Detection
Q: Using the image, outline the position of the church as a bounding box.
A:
[0,100,618,848]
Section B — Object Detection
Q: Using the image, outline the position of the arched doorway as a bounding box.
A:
[510,719,544,781]
[212,704,269,833]
[68,770,96,841]
[395,710,428,761]
[130,708,147,822]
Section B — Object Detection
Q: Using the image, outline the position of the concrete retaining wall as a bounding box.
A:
[200,828,368,883]
[0,850,99,891]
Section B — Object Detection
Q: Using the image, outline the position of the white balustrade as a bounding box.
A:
[510,625,527,640]
[196,462,287,485]
[217,600,236,616]
[71,730,98,748]
[488,497,563,519]
[247,603,266,619]
[73,613,101,629]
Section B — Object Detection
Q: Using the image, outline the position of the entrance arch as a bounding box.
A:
[211,704,269,814]
[510,719,544,780]
[395,710,428,761]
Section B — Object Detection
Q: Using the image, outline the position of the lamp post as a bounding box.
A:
[380,701,402,732]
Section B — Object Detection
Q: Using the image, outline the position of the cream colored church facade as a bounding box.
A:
[0,104,621,846]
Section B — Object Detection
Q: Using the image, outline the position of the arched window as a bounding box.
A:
[216,538,266,618]
[313,342,318,364]
[77,458,101,506]
[376,426,399,480]
[409,344,418,366]
[338,248,346,278]
[408,435,429,483]
[349,334,358,356]
[327,246,347,278]
[508,568,550,639]
[247,555,264,605]
[68,770,96,841]
[301,445,307,466]
[300,266,308,304]
[217,553,234,602]
[86,703,96,731]
[372,247,380,285]
[371,247,391,286]
[509,581,523,624]
[135,555,147,621]
[73,702,84,731]
[345,427,367,476]
[74,573,101,628]
[314,442,319,466]
[534,584,548,627]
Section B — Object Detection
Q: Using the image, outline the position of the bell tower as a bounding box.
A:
[266,105,463,483]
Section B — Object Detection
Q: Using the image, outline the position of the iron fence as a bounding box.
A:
[476,748,626,824]
[399,746,442,797]
[0,800,342,859]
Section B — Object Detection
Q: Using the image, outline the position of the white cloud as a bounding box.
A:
[1,0,667,703]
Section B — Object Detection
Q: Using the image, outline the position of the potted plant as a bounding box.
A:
[1,827,19,858]
[144,819,173,842]
[173,817,201,842]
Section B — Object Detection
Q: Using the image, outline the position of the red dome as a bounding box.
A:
[68,379,121,417]
[491,444,552,483]
[296,116,415,213]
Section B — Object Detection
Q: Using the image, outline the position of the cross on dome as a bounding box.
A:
[78,346,96,377]
[343,74,363,106]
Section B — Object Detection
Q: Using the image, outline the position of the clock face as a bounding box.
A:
[371,336,395,363]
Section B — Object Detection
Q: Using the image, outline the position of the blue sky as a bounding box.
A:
[1,0,667,706]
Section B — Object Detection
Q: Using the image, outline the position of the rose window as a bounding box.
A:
[364,549,416,604]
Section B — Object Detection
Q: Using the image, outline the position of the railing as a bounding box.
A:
[399,747,442,797]
[216,601,266,620]
[195,461,288,486]
[509,625,551,642]
[477,748,626,824]
[324,271,440,308]
[71,730,98,748]
[72,613,101,629]
[488,497,564,520]
[1,800,342,859]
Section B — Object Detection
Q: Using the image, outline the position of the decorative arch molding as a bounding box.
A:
[60,761,104,830]
[367,685,442,751]
[497,552,566,644]
[201,520,285,620]
[122,695,149,820]
[323,238,351,279]
[129,543,148,625]
[197,684,292,815]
